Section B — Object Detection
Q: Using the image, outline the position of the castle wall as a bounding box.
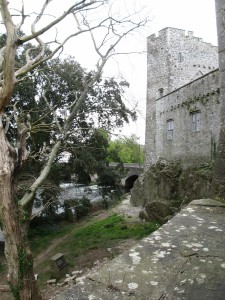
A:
[145,27,219,168]
[155,69,220,166]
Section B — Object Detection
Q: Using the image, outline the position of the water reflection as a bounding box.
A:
[32,182,114,216]
[59,183,103,203]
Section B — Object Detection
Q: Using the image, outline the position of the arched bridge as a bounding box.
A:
[109,162,144,191]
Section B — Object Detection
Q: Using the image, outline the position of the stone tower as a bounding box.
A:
[145,27,218,167]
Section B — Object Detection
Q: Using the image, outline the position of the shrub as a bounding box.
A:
[63,197,91,222]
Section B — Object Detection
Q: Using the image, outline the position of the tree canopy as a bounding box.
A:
[107,134,144,164]
[4,53,136,160]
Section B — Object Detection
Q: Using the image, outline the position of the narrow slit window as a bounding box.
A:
[191,111,201,132]
[167,119,174,140]
[159,88,164,97]
[178,52,184,62]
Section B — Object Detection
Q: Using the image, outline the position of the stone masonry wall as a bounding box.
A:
[147,27,218,98]
[213,0,225,185]
[145,27,219,167]
[155,69,220,166]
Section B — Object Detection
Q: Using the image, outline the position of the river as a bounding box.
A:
[59,183,104,203]
[0,183,112,242]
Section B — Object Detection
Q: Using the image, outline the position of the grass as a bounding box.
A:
[28,213,159,285]
[58,213,158,252]
[29,223,73,255]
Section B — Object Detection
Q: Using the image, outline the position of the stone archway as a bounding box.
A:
[125,175,139,192]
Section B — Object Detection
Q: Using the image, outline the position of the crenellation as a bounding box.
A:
[150,27,217,48]
[148,33,157,40]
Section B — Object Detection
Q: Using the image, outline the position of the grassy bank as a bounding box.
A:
[29,213,159,286]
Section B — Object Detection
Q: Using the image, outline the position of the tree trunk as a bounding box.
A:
[0,118,42,299]
[213,0,225,194]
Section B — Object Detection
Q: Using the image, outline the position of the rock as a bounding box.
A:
[139,209,149,220]
[64,276,76,285]
[144,202,174,224]
[57,283,65,287]
[46,279,57,284]
[34,274,38,280]
[94,260,100,265]
[76,276,86,284]
[131,159,213,209]
[72,270,83,276]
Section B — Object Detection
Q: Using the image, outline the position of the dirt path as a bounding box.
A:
[111,194,141,221]
[34,233,71,268]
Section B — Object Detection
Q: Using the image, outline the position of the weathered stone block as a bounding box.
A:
[50,253,68,279]
[145,201,174,224]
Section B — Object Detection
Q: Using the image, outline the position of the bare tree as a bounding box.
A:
[0,0,148,298]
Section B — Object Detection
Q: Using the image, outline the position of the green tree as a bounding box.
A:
[5,53,136,215]
[107,134,144,163]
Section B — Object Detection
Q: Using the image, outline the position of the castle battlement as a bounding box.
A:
[148,27,185,40]
[146,27,218,96]
[147,27,216,48]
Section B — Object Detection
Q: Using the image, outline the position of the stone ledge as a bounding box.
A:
[190,198,225,207]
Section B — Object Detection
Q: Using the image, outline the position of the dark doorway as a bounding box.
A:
[124,175,139,192]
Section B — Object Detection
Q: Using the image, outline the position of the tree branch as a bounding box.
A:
[19,140,62,208]
[19,0,100,43]
[14,20,107,79]
[0,0,18,111]
[16,0,26,30]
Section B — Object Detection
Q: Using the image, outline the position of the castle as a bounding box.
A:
[145,27,220,168]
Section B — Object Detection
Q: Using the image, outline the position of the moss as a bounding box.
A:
[131,159,213,208]
[178,163,213,202]
[8,247,34,300]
